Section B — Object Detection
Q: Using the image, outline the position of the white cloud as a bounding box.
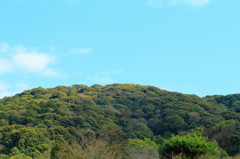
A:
[0,42,69,97]
[13,52,54,72]
[147,0,212,8]
[0,42,9,53]
[0,42,62,77]
[70,48,93,54]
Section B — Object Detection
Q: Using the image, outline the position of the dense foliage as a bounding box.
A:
[0,84,240,158]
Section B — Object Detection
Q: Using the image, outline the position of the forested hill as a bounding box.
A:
[1,84,240,158]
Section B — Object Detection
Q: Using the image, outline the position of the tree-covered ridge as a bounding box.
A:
[0,84,240,158]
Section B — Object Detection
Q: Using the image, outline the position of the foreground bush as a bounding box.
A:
[159,129,220,159]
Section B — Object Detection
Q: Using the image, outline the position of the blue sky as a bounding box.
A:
[0,0,240,97]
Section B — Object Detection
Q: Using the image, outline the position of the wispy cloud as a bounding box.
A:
[84,69,123,85]
[147,0,212,8]
[43,68,63,77]
[15,83,29,92]
[67,0,80,3]
[147,0,164,8]
[0,59,13,73]
[86,75,116,85]
[0,81,10,92]
[69,48,93,55]
[0,81,11,98]
[169,0,211,6]
[0,42,9,53]
[0,81,29,99]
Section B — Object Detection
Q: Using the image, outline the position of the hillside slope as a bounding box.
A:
[0,84,240,158]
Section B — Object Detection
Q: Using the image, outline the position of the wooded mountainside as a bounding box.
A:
[1,84,240,159]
